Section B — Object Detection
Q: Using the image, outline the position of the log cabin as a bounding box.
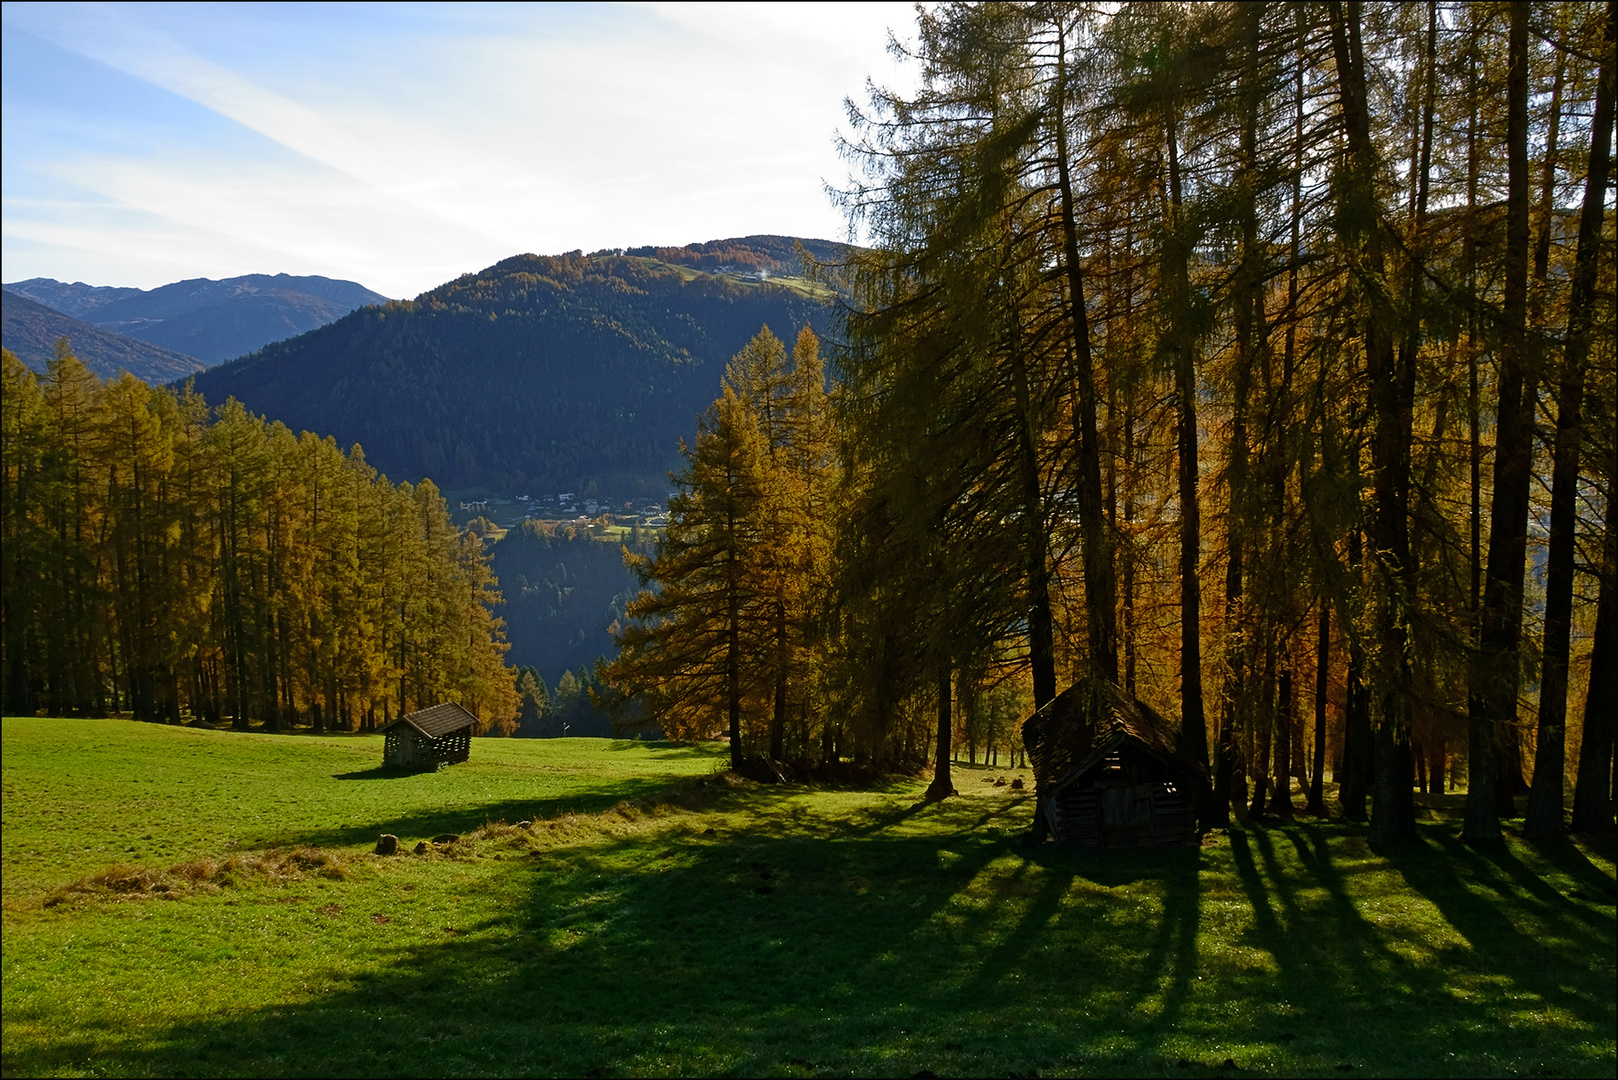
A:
[1023,679,1208,848]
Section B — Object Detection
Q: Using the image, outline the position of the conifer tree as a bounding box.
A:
[607,386,766,769]
[1528,0,1615,839]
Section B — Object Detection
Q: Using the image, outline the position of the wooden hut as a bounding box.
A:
[381,703,478,770]
[1022,679,1208,849]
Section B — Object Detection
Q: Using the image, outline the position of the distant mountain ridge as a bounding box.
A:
[3,280,145,318]
[5,273,389,364]
[188,238,845,497]
[1,290,206,384]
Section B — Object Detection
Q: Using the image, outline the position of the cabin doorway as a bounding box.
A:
[1100,782,1158,848]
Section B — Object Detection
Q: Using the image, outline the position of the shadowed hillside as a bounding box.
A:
[188,248,838,497]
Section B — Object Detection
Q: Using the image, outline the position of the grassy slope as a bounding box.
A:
[2,718,1614,1078]
[0,718,720,899]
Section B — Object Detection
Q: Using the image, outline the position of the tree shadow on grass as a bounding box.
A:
[9,804,1616,1078]
[938,841,1204,1070]
[332,766,415,780]
[1216,819,1617,1074]
[1525,831,1618,900]
[1384,825,1618,1034]
[1224,826,1393,1064]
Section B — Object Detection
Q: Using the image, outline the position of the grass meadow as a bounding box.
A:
[2,716,1614,1078]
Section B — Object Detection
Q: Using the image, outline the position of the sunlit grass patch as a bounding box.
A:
[1,716,726,899]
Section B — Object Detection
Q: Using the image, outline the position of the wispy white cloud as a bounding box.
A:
[1,1,918,297]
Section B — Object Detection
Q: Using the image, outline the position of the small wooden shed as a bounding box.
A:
[1022,678,1208,849]
[381,703,478,770]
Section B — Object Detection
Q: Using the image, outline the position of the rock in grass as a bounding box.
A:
[433,833,460,844]
[414,841,431,854]
[374,834,399,855]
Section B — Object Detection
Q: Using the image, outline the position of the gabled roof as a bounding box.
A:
[1022,678,1209,790]
[383,701,479,739]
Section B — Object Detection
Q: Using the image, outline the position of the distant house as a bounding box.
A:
[380,702,478,770]
[1022,678,1208,849]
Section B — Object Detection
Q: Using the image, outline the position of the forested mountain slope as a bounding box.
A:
[187,248,838,496]
[1,290,205,383]
[6,273,388,364]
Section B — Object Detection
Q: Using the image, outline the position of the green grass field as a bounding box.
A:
[0,718,720,900]
[2,717,1614,1078]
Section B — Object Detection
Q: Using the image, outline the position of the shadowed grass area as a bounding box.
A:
[2,718,1614,1077]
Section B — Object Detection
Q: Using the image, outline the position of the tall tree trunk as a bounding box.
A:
[1249,647,1274,818]
[726,497,742,772]
[1009,316,1057,710]
[1571,522,1616,833]
[1466,1,1535,844]
[1165,94,1208,773]
[927,659,955,801]
[1459,22,1492,825]
[1342,521,1372,819]
[770,599,787,761]
[1053,21,1117,684]
[1274,662,1296,818]
[1331,0,1417,846]
[1120,222,1139,700]
[1308,603,1329,814]
[1527,0,1615,840]
[1027,17,1114,843]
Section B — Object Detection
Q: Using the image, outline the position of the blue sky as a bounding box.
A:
[1,2,917,298]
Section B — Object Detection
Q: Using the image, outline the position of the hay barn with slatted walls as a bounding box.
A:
[381,702,478,770]
[1022,679,1209,849]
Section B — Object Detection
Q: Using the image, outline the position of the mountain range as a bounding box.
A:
[187,236,845,498]
[3,272,389,367]
[1,290,207,384]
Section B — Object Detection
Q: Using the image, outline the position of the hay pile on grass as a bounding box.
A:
[44,847,352,906]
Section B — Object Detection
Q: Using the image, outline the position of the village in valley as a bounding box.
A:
[456,493,670,532]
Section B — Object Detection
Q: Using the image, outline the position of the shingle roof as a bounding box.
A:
[385,701,479,739]
[1021,678,1208,789]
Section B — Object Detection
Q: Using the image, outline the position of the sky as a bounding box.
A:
[1,1,919,299]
